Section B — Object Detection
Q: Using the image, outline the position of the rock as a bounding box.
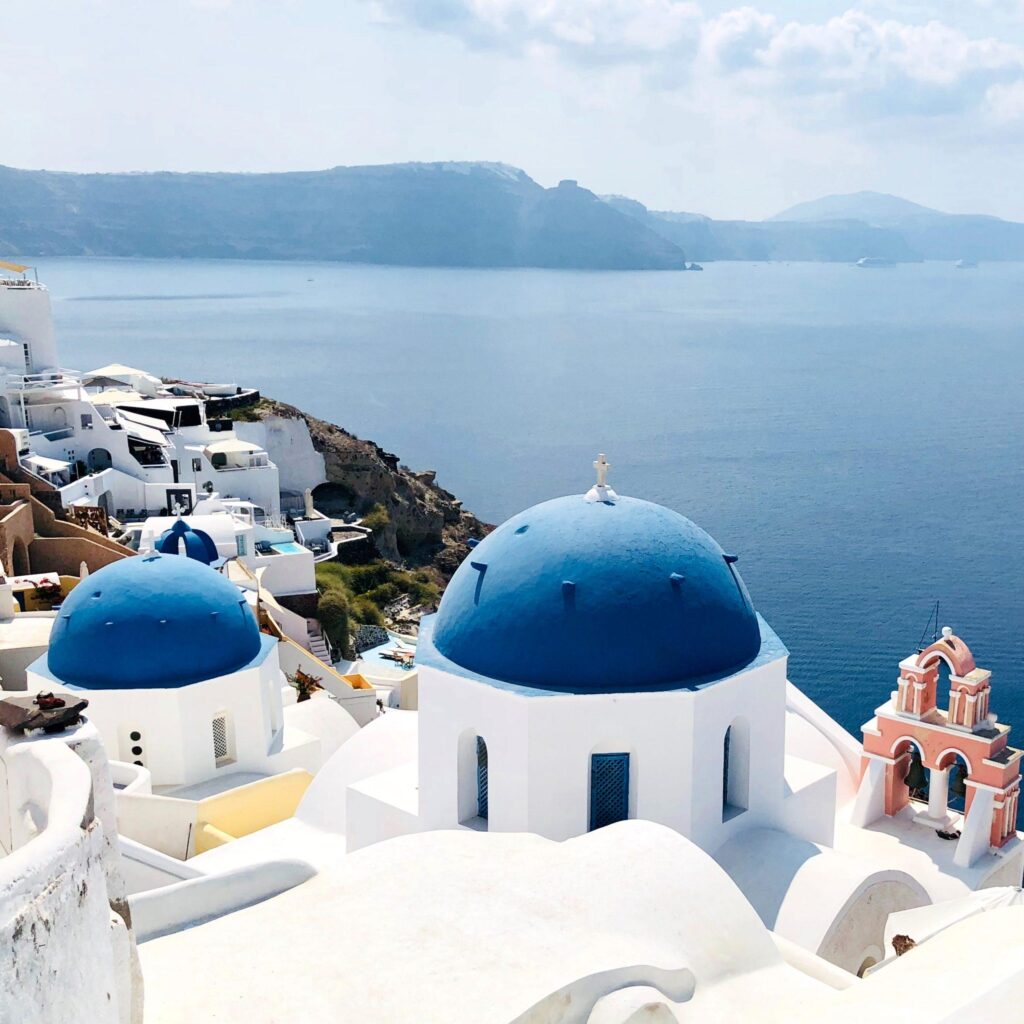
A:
[242,399,491,583]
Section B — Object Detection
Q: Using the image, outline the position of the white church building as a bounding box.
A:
[330,460,1022,975]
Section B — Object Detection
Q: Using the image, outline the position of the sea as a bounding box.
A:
[31,256,1024,739]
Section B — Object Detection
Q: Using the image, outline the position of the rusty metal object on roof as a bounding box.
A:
[0,692,89,734]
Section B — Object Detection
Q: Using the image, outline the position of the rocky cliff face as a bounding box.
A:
[250,399,489,582]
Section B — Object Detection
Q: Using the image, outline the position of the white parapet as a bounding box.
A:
[0,719,142,1023]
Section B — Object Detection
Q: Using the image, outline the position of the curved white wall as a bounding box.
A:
[0,723,140,1023]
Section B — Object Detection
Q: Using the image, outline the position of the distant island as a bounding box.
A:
[2,162,1023,268]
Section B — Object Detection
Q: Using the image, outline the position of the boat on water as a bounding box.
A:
[684,261,704,272]
[955,259,979,269]
[855,257,896,268]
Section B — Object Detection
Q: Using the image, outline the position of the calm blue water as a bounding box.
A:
[32,257,1024,739]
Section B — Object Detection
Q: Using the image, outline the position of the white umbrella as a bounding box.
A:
[885,887,1024,950]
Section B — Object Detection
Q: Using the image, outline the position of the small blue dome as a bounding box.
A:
[431,494,761,692]
[48,554,262,689]
[156,519,219,565]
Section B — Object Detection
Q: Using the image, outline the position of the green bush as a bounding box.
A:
[317,590,352,659]
[364,582,401,606]
[350,597,385,627]
[315,555,440,629]
[315,562,351,592]
[361,503,390,535]
[342,561,393,591]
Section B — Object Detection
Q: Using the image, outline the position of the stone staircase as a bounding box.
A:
[307,624,332,664]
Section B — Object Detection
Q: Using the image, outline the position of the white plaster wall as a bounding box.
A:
[779,755,839,847]
[716,827,929,972]
[33,649,285,789]
[166,434,281,517]
[282,694,360,763]
[116,791,197,859]
[175,660,282,783]
[235,415,326,495]
[119,835,203,895]
[0,284,58,370]
[417,666,532,831]
[129,859,316,943]
[0,639,52,693]
[347,766,423,853]
[244,548,315,596]
[298,711,418,835]
[417,653,792,849]
[49,684,191,788]
[0,724,141,1024]
[817,878,928,975]
[690,656,789,851]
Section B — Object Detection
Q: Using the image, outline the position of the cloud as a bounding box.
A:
[987,79,1024,121]
[701,9,1024,120]
[370,1,1024,127]
[369,0,703,62]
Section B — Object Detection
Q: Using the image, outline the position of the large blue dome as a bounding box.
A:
[430,494,762,692]
[48,553,262,689]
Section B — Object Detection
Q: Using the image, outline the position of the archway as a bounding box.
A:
[937,750,972,816]
[857,956,878,978]
[11,537,29,576]
[457,729,489,829]
[723,717,750,821]
[892,737,930,807]
[87,448,112,472]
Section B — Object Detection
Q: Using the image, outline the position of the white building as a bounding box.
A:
[23,551,359,868]
[329,464,1022,976]
[0,271,281,520]
[7,457,1024,1022]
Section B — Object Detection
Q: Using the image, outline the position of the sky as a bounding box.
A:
[2,0,1024,219]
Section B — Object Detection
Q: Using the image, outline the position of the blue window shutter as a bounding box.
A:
[723,726,731,810]
[589,753,629,831]
[476,737,489,820]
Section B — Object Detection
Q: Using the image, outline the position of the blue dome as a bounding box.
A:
[48,554,262,689]
[431,494,761,692]
[156,519,219,565]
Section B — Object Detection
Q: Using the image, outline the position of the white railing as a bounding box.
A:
[6,368,83,393]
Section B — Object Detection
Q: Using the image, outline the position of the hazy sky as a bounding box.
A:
[3,1,1024,219]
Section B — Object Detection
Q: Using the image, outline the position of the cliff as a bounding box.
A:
[0,162,685,271]
[240,398,489,583]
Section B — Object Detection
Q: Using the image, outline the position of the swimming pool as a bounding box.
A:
[270,541,307,555]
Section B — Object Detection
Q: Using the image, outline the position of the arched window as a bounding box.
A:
[458,731,489,828]
[476,737,489,821]
[87,448,112,472]
[723,718,750,821]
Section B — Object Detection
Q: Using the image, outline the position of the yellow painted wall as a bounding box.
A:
[194,769,313,854]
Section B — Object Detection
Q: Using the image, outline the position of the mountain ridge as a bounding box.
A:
[0,162,685,270]
[3,163,1024,265]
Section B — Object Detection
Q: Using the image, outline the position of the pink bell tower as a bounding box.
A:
[859,628,1021,864]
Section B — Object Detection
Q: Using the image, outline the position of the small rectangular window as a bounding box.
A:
[236,535,247,557]
[81,414,93,430]
[589,753,629,831]
[212,714,234,766]
[192,458,202,473]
